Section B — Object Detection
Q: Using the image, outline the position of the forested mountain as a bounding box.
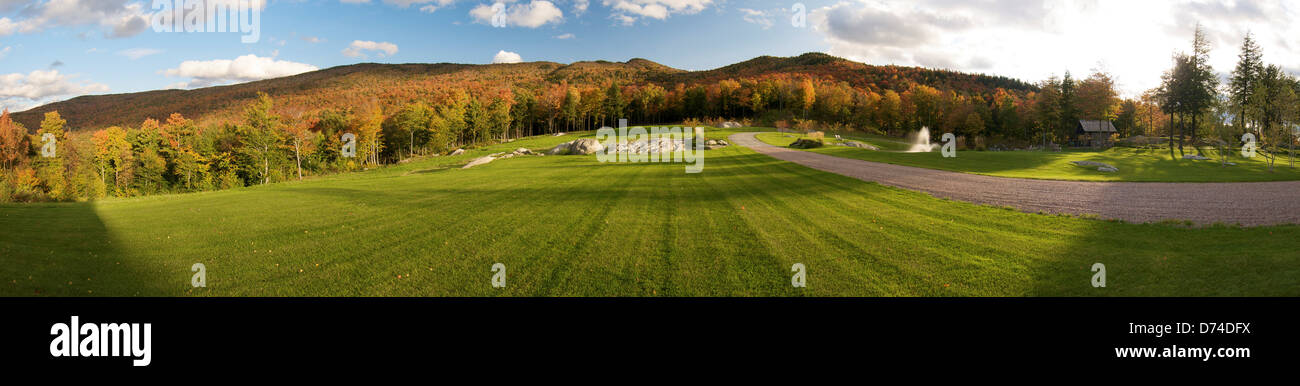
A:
[12,53,1032,131]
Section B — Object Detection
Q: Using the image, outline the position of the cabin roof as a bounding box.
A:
[1077,120,1117,133]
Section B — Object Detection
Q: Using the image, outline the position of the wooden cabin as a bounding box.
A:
[1075,120,1117,148]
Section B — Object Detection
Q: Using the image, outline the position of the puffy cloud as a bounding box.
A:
[492,50,523,64]
[738,8,773,29]
[470,0,564,28]
[0,0,271,39]
[0,17,19,36]
[573,0,589,15]
[160,54,318,88]
[807,0,1300,96]
[603,0,712,24]
[117,47,162,60]
[1,69,110,111]
[554,32,575,39]
[1,0,154,38]
[342,40,399,58]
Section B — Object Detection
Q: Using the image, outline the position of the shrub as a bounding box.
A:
[789,138,824,149]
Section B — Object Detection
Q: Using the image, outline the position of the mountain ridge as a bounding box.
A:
[11,53,1035,130]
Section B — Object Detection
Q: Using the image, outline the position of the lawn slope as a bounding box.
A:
[757,132,1300,183]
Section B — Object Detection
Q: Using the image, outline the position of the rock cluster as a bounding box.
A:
[1183,154,1212,161]
[609,138,689,154]
[548,138,606,155]
[705,139,730,150]
[449,148,465,156]
[719,121,743,129]
[836,141,879,151]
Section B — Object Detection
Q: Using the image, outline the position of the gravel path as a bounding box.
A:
[731,132,1300,226]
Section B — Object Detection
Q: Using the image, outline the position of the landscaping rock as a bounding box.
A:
[611,138,687,153]
[1072,161,1118,172]
[789,138,824,149]
[1183,154,1212,160]
[462,156,495,169]
[837,141,879,151]
[514,148,535,156]
[449,148,465,156]
[719,121,743,129]
[553,132,566,136]
[547,142,571,155]
[569,138,605,155]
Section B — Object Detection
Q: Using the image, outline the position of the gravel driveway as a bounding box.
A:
[731,132,1300,226]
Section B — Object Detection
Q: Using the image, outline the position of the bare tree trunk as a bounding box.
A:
[294,141,303,181]
[1169,113,1176,160]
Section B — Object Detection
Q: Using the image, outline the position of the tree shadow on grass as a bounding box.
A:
[0,202,174,296]
[1022,180,1300,296]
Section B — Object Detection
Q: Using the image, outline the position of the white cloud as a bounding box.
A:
[574,0,589,15]
[808,0,1300,96]
[302,36,326,43]
[603,0,712,24]
[1,0,271,39]
[342,40,400,58]
[738,8,773,29]
[117,48,162,60]
[1,17,20,36]
[470,0,564,28]
[492,50,523,64]
[0,46,9,59]
[0,0,154,38]
[554,32,575,39]
[1,69,110,111]
[160,54,318,88]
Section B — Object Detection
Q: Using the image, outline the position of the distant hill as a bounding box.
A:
[12,53,1035,131]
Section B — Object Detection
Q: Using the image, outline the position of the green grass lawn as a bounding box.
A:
[757,132,1300,182]
[2,128,1297,296]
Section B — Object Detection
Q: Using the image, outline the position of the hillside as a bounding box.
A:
[12,53,1035,131]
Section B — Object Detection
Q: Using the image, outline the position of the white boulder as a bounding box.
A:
[462,156,495,169]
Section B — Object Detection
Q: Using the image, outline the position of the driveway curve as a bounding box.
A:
[730,132,1300,226]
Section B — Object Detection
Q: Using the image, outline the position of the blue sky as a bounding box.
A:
[4,1,1299,112]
